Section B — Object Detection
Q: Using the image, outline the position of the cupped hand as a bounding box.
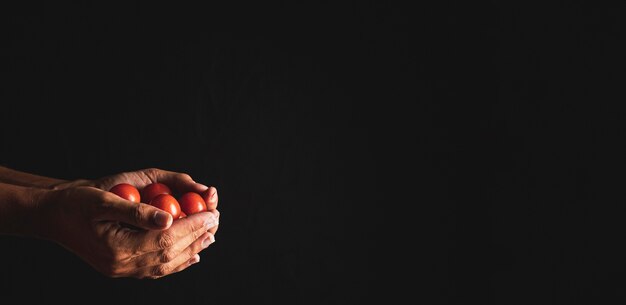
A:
[38,168,221,279]
[94,168,220,236]
[55,168,220,235]
[94,168,219,210]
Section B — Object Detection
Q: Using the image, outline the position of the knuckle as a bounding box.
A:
[189,220,204,236]
[132,204,145,224]
[152,264,170,277]
[144,168,161,180]
[159,249,176,263]
[157,231,175,249]
[133,259,149,268]
[191,227,201,241]
[190,239,204,253]
[178,173,192,181]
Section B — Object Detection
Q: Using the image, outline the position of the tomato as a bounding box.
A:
[142,182,172,203]
[109,183,141,203]
[149,194,181,219]
[179,192,207,215]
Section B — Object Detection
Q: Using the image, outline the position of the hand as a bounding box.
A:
[37,185,219,279]
[55,168,220,235]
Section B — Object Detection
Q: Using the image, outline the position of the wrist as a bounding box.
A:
[29,187,57,240]
[0,166,68,189]
[0,184,51,237]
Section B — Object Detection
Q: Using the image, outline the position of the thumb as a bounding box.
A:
[100,200,173,230]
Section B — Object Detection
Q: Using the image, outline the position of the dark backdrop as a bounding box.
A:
[0,2,392,305]
[2,2,626,305]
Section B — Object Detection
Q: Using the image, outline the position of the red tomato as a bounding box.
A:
[142,182,172,203]
[150,194,181,219]
[109,183,141,203]
[179,192,207,215]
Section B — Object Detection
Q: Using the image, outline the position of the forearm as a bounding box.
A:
[0,182,49,237]
[0,166,68,189]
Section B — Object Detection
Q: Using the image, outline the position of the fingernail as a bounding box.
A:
[197,183,209,191]
[202,235,214,248]
[210,188,218,200]
[153,211,172,227]
[189,254,200,264]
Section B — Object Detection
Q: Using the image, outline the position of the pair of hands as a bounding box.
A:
[37,168,220,279]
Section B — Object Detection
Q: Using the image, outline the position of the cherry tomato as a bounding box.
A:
[142,182,172,203]
[179,192,207,216]
[149,194,181,219]
[109,183,141,203]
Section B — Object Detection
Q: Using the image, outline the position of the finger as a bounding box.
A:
[208,209,220,236]
[139,232,212,279]
[98,193,173,230]
[205,187,218,210]
[131,222,214,268]
[168,254,201,275]
[132,211,218,253]
[208,224,219,236]
[150,169,209,194]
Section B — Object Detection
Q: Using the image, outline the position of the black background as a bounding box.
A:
[2,2,626,304]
